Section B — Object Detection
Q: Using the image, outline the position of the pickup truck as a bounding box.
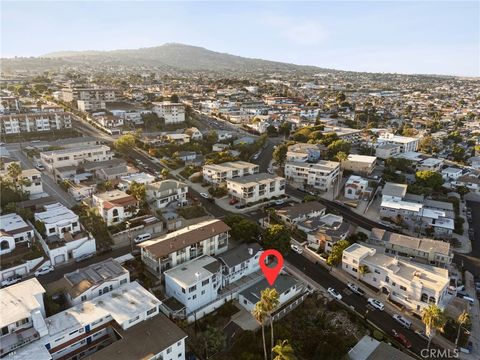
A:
[347,282,366,296]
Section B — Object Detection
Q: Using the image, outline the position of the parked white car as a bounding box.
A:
[290,244,303,254]
[1,274,22,287]
[327,287,342,300]
[392,314,412,329]
[200,192,209,199]
[347,282,365,296]
[35,163,45,171]
[34,265,54,277]
[367,298,385,311]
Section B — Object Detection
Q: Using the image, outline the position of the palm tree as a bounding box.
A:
[455,310,470,348]
[358,265,371,279]
[252,302,268,360]
[272,339,296,360]
[260,288,280,360]
[422,304,446,350]
[7,162,22,192]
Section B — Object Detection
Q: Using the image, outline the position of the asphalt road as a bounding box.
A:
[287,251,441,358]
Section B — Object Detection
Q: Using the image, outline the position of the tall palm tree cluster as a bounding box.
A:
[252,288,296,360]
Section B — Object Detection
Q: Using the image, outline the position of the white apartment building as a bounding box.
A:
[139,219,230,279]
[342,155,377,176]
[40,145,113,171]
[377,133,419,153]
[0,212,34,244]
[442,167,463,181]
[91,114,124,129]
[164,255,222,315]
[8,281,186,360]
[61,87,117,103]
[92,190,139,226]
[77,99,106,112]
[146,180,188,209]
[217,243,263,287]
[375,143,401,159]
[203,161,259,184]
[0,278,47,357]
[284,161,340,191]
[227,173,285,205]
[21,169,43,197]
[342,243,450,314]
[152,102,185,124]
[64,258,130,306]
[34,203,80,239]
[368,228,453,267]
[0,112,72,134]
[417,158,444,172]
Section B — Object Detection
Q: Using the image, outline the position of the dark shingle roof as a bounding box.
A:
[240,274,299,304]
[217,243,262,268]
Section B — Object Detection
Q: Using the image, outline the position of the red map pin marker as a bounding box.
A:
[259,249,284,286]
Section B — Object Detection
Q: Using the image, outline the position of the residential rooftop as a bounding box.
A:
[164,255,221,288]
[34,202,77,225]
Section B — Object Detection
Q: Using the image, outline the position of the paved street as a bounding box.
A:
[6,144,77,208]
[456,200,480,277]
[286,251,446,358]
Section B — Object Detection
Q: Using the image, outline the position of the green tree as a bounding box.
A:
[278,122,292,137]
[326,239,351,266]
[252,302,268,360]
[203,325,226,358]
[169,94,179,103]
[455,310,470,348]
[321,132,339,146]
[260,288,280,360]
[272,340,296,360]
[415,170,443,189]
[263,224,291,256]
[7,162,22,192]
[334,151,348,162]
[273,144,288,166]
[419,135,437,154]
[224,216,261,243]
[128,181,146,203]
[452,145,466,162]
[267,125,278,137]
[327,140,350,159]
[114,134,136,154]
[161,168,170,179]
[422,304,446,350]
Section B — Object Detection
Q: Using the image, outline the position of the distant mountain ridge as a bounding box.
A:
[33,43,327,73]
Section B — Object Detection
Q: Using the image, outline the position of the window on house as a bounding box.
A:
[192,295,197,300]
[385,276,390,283]
[181,287,185,294]
[189,285,196,293]
[202,279,209,286]
[167,347,172,354]
[201,290,206,295]
[81,295,87,301]
[1,326,9,336]
[120,279,127,285]
[352,268,357,272]
[49,228,55,234]
[392,282,396,287]
[400,286,407,291]
[147,307,157,316]
[374,269,380,274]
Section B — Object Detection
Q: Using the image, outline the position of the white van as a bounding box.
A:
[392,314,412,329]
[134,233,151,244]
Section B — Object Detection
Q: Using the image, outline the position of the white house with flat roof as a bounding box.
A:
[34,203,80,239]
[342,243,450,314]
[227,173,285,204]
[40,145,113,171]
[152,102,185,124]
[0,212,34,244]
[417,158,444,172]
[377,133,419,153]
[442,167,463,181]
[164,255,222,315]
[286,143,322,163]
[342,155,377,175]
[0,278,47,357]
[8,281,169,360]
[117,172,156,191]
[202,161,259,184]
[20,169,44,197]
[284,161,340,191]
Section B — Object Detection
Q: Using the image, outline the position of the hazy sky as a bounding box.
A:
[1,1,479,76]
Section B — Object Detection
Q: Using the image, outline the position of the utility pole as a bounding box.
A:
[126,220,132,253]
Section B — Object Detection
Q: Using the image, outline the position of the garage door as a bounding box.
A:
[54,254,66,265]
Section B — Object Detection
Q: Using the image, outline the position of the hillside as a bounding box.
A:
[2,43,328,74]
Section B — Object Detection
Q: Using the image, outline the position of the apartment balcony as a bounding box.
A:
[0,327,40,356]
